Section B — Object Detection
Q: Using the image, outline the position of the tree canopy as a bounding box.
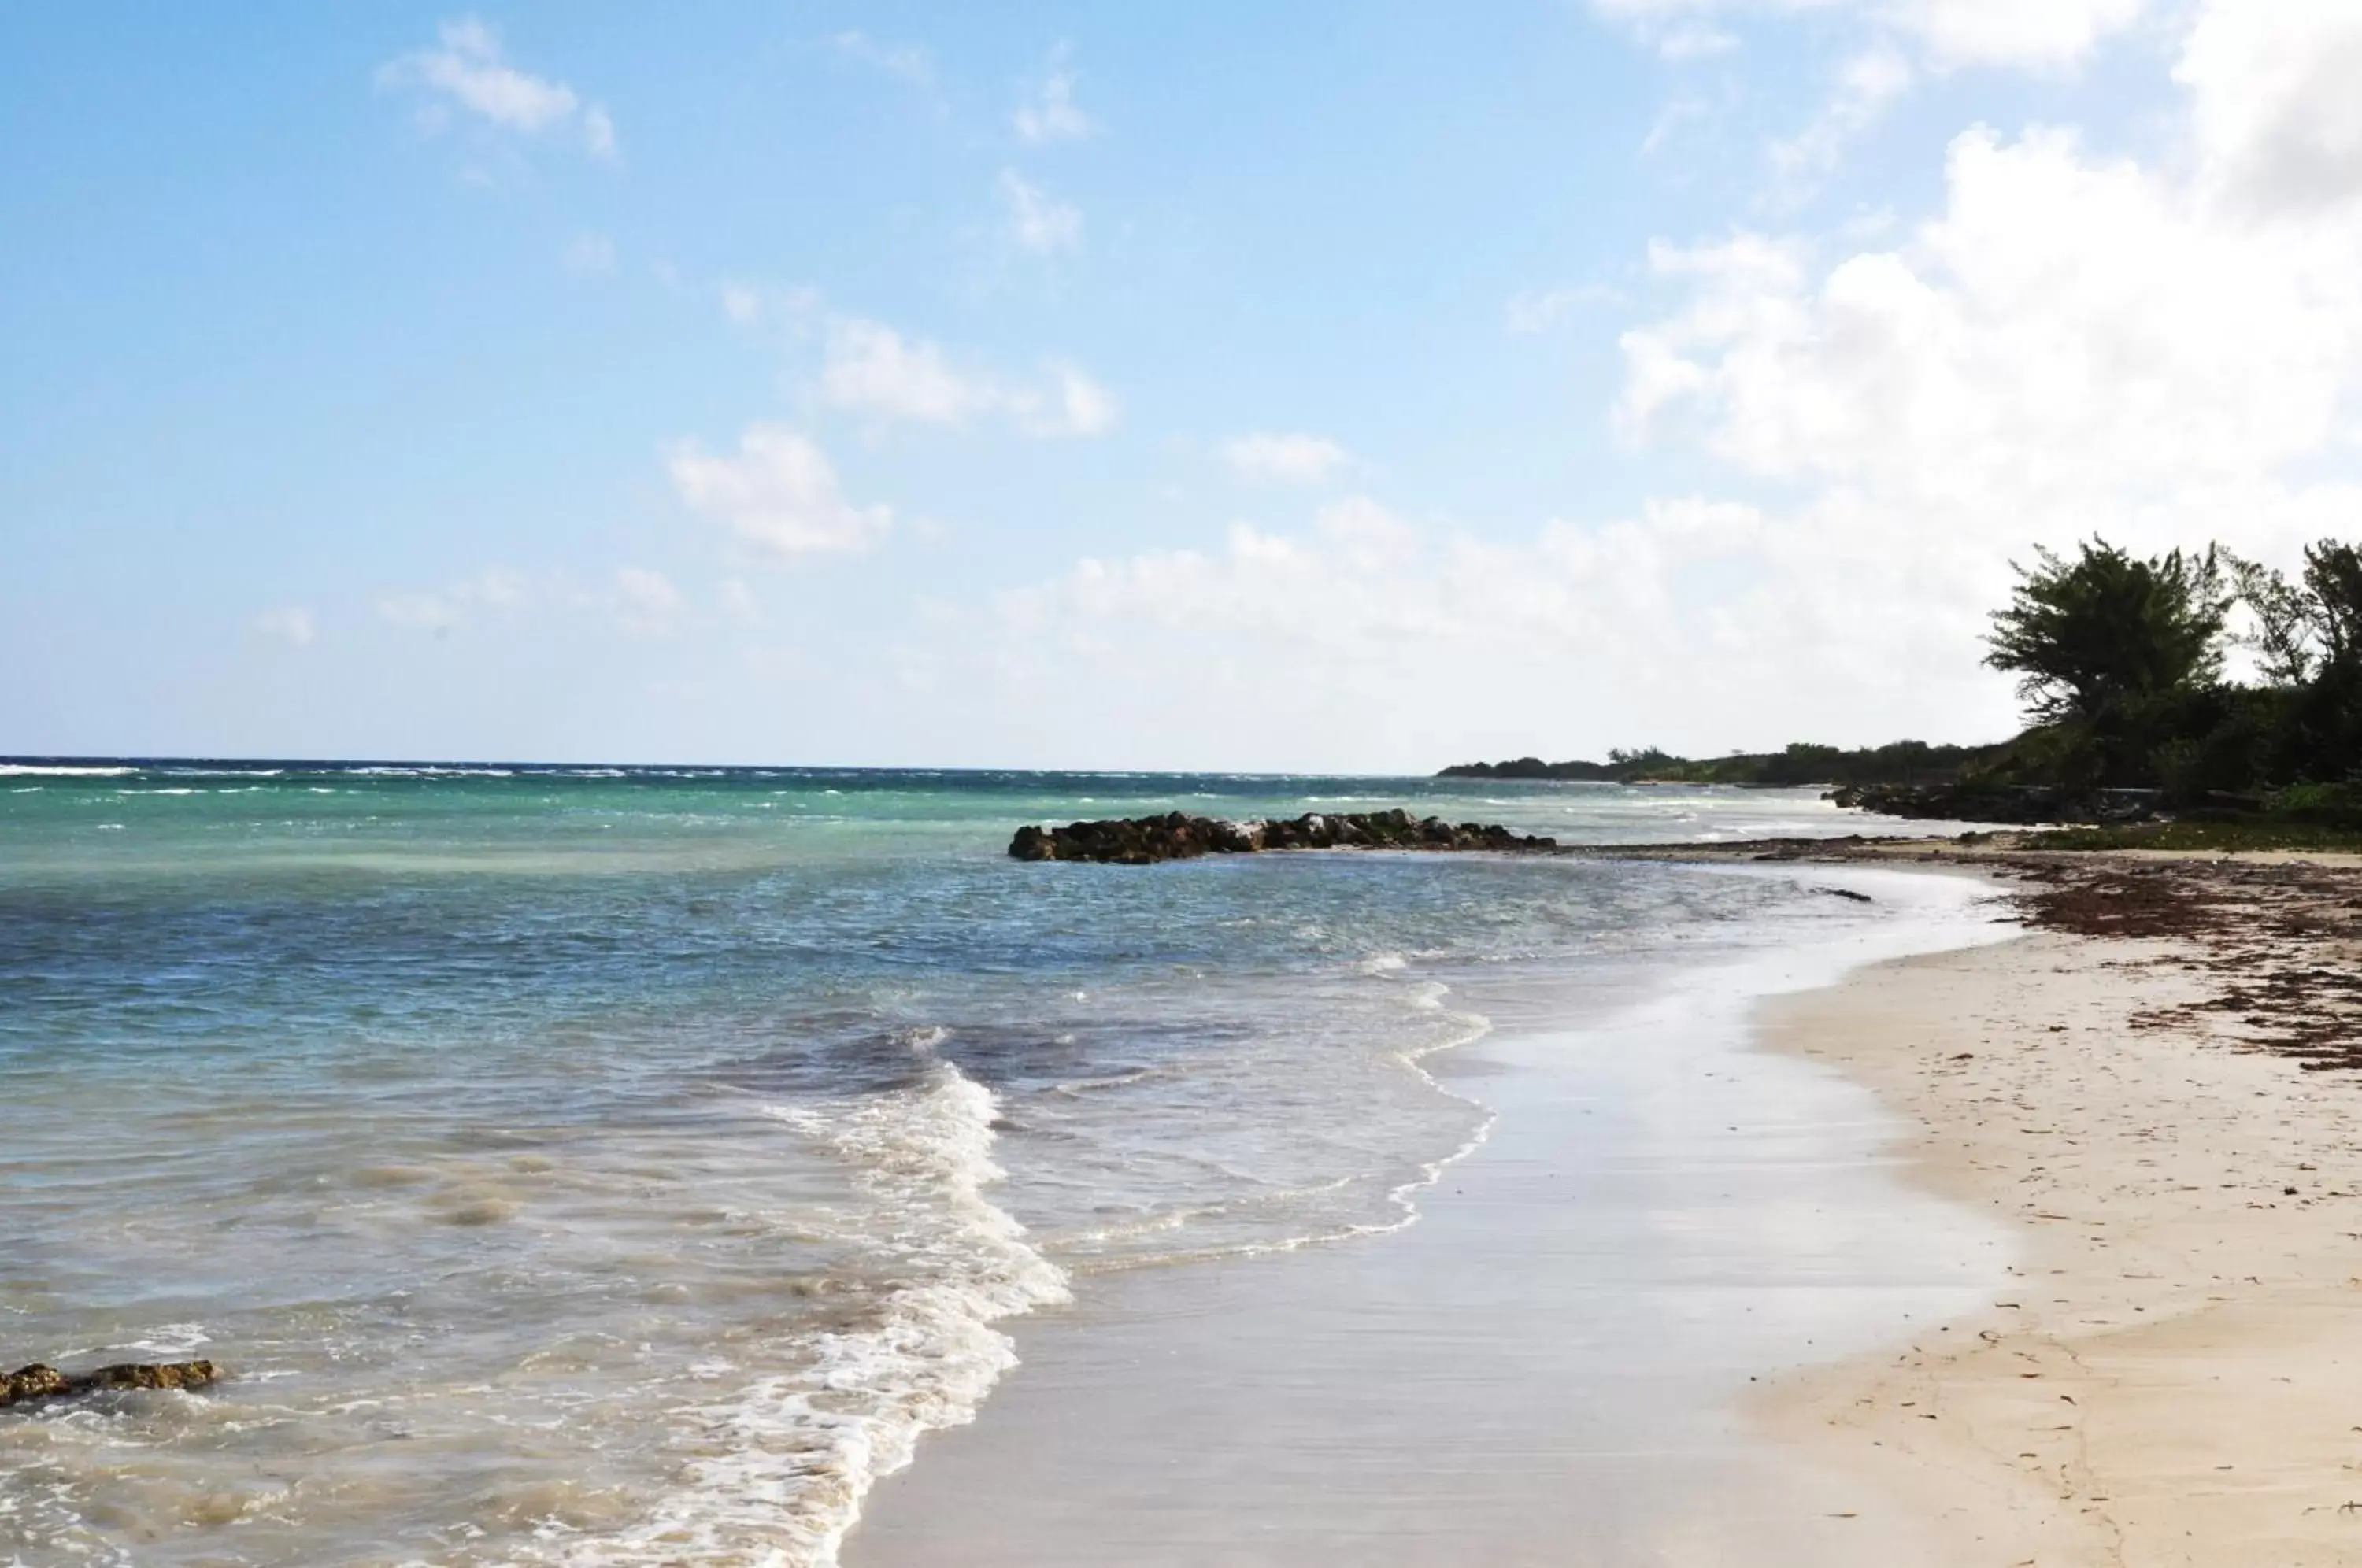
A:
[1983,540,2230,725]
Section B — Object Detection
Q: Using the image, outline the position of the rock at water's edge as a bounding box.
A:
[1009,808,1557,864]
[2,1360,221,1409]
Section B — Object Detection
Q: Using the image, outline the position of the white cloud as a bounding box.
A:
[1592,0,2149,71]
[956,491,2009,765]
[561,233,616,275]
[816,316,1118,437]
[1000,170,1083,255]
[1505,282,1621,333]
[831,31,935,91]
[613,566,684,635]
[719,283,767,327]
[2178,0,2362,214]
[1770,42,1914,194]
[714,281,825,334]
[1596,20,2362,735]
[1220,433,1351,485]
[939,0,2362,765]
[1014,48,1096,144]
[1020,363,1120,438]
[820,318,1001,424]
[378,17,617,158]
[666,425,892,560]
[376,568,530,633]
[1618,125,2362,502]
[581,105,616,158]
[250,607,316,646]
[717,578,760,622]
[1883,0,2148,72]
[1657,22,1742,60]
[1639,94,1718,157]
[378,592,461,631]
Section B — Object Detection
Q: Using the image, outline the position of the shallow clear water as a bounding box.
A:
[0,762,1965,1566]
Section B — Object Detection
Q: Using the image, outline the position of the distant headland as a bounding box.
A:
[1436,741,1998,789]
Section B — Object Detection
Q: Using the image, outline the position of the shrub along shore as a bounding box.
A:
[1445,537,2362,835]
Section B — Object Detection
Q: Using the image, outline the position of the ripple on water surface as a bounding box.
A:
[0,766,1963,1563]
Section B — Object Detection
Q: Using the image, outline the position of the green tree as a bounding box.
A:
[2302,540,2362,672]
[2227,541,2362,686]
[1985,539,2231,726]
[2227,553,2319,686]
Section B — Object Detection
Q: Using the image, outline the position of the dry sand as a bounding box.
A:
[1753,924,2362,1566]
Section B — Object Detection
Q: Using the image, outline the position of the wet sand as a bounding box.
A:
[846,850,2362,1564]
[1755,926,2362,1564]
[844,870,2016,1566]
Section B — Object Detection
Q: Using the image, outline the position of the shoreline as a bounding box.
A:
[839,846,2362,1563]
[1746,918,2362,1561]
[840,865,2016,1566]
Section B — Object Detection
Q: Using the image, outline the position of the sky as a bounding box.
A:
[6,1,2362,770]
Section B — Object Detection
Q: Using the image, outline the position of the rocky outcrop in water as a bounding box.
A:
[2,1360,220,1408]
[1009,808,1557,864]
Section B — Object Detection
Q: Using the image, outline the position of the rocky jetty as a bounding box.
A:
[1009,808,1557,864]
[2,1359,220,1409]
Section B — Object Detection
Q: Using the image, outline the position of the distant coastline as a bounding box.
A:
[1437,739,2003,788]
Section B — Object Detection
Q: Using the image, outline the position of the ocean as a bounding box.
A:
[0,761,1975,1566]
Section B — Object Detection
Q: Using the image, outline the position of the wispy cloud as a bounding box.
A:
[1221,433,1350,485]
[1640,93,1716,157]
[249,607,317,646]
[1505,283,1622,334]
[1000,170,1083,254]
[1656,21,1741,60]
[1027,363,1118,438]
[816,316,1118,437]
[561,233,616,275]
[1594,0,2151,72]
[613,566,685,635]
[377,568,529,633]
[1768,42,1914,199]
[1014,46,1096,143]
[378,17,616,159]
[830,30,936,91]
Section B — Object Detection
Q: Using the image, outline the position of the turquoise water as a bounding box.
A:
[0,762,1956,1566]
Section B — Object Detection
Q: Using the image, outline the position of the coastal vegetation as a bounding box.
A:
[2023,819,2362,852]
[1447,537,2362,832]
[1439,741,2005,789]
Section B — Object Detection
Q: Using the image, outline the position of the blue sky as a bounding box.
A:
[6,2,2359,767]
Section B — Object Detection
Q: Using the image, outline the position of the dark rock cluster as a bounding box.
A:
[2,1359,220,1409]
[1008,808,1557,864]
[1828,781,2160,825]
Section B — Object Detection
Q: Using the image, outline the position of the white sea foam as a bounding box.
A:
[125,1322,211,1357]
[344,765,515,778]
[546,1063,1068,1567]
[0,764,133,777]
